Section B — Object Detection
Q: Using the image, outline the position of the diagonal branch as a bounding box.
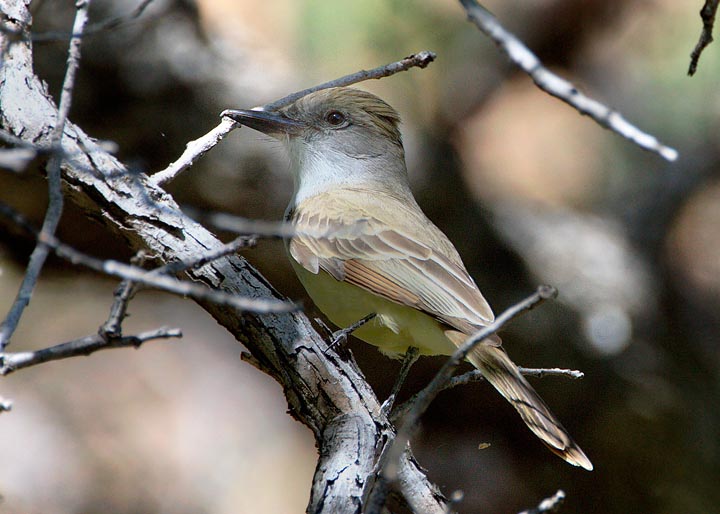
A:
[459,0,678,162]
[0,0,91,351]
[0,203,296,314]
[0,0,155,42]
[366,286,558,511]
[445,366,584,390]
[0,328,182,375]
[390,365,584,424]
[150,50,436,186]
[0,249,183,376]
[262,50,436,111]
[100,278,140,339]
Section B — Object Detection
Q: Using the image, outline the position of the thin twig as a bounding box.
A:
[0,327,182,375]
[327,312,376,350]
[262,50,436,111]
[55,237,295,314]
[65,249,296,312]
[446,366,584,389]
[0,202,297,314]
[151,51,436,186]
[150,116,237,186]
[381,346,419,415]
[0,147,36,172]
[2,251,182,376]
[0,0,91,351]
[99,279,138,338]
[0,127,32,147]
[371,285,557,510]
[390,366,584,424]
[0,0,155,42]
[458,0,678,162]
[186,209,297,239]
[689,0,720,75]
[519,489,566,514]
[69,0,154,38]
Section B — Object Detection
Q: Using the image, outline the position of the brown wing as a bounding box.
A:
[290,205,494,333]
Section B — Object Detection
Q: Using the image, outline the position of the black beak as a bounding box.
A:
[222,108,305,137]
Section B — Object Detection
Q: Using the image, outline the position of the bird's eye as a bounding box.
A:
[325,110,346,126]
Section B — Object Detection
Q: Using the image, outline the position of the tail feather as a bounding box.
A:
[446,331,593,471]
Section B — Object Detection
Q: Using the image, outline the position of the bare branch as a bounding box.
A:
[0,249,184,377]
[262,50,436,111]
[0,147,36,172]
[151,51,436,186]
[446,366,584,390]
[99,279,139,338]
[150,116,237,186]
[689,0,720,75]
[54,236,296,314]
[389,366,584,425]
[0,327,182,375]
[368,285,558,509]
[0,203,297,314]
[382,346,419,415]
[72,0,154,38]
[519,489,566,514]
[186,209,297,239]
[0,0,91,351]
[458,0,678,162]
[0,0,155,42]
[0,128,119,174]
[327,312,376,350]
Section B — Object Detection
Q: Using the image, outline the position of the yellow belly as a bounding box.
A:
[292,261,457,358]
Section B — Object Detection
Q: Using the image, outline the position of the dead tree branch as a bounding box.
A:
[459,0,678,162]
[0,202,294,314]
[261,50,436,111]
[0,327,182,375]
[446,366,584,390]
[364,286,557,511]
[0,0,91,351]
[150,50,436,186]
[689,0,720,75]
[0,0,155,42]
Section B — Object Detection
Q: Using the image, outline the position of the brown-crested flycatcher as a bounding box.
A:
[226,88,592,470]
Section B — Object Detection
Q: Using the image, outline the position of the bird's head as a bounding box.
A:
[225,88,409,203]
[226,87,402,154]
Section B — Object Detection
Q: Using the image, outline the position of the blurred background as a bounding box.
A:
[1,0,719,512]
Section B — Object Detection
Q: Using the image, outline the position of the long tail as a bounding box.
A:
[446,331,593,470]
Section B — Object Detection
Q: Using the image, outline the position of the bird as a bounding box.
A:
[224,87,593,470]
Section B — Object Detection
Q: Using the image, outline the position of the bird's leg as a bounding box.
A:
[325,312,377,352]
[381,346,420,416]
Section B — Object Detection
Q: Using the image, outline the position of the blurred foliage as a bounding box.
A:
[1,0,719,513]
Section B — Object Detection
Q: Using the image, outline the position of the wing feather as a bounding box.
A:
[289,196,494,331]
